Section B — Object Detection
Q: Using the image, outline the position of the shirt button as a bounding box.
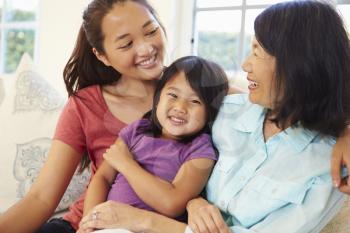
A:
[220,201,225,208]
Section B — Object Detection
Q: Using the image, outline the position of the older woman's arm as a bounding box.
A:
[228,84,246,95]
[186,179,345,233]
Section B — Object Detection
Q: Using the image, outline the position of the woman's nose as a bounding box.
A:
[136,42,153,57]
[241,56,252,73]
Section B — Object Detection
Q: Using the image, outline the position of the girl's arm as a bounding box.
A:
[104,138,215,218]
[331,127,350,194]
[83,160,117,216]
[0,140,83,233]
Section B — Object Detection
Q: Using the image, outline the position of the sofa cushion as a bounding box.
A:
[321,197,350,233]
[0,53,90,214]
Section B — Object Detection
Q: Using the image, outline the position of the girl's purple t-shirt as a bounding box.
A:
[107,119,218,213]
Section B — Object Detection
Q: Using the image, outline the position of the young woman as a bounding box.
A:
[79,56,228,232]
[78,1,350,232]
[0,0,167,232]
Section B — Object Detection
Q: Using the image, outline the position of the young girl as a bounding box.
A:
[81,56,228,229]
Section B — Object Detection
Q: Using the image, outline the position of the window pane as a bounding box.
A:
[247,0,288,5]
[0,1,3,23]
[243,9,264,59]
[195,10,241,72]
[197,0,242,8]
[338,5,350,34]
[4,0,38,22]
[4,29,34,73]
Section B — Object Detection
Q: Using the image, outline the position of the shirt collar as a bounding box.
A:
[280,125,318,153]
[230,100,318,153]
[231,102,265,133]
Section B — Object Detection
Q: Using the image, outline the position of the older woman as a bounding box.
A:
[78,1,350,233]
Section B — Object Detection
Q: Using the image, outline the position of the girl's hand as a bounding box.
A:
[331,128,350,194]
[79,201,145,232]
[187,198,231,233]
[103,139,135,172]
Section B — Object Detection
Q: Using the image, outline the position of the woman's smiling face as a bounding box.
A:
[242,37,277,109]
[95,1,166,81]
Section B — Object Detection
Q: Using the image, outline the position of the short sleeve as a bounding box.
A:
[54,97,86,154]
[181,133,217,163]
[119,119,149,148]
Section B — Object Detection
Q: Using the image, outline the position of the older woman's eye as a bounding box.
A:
[167,93,177,99]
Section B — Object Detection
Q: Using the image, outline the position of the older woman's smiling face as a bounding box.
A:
[242,37,277,109]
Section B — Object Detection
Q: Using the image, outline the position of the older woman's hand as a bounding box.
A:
[79,201,145,233]
[331,128,350,195]
[187,197,231,233]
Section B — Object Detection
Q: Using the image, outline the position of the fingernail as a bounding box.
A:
[333,180,339,187]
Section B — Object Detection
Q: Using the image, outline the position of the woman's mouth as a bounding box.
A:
[137,54,157,69]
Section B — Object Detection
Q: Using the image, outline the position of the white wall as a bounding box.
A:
[37,0,87,93]
[36,0,192,94]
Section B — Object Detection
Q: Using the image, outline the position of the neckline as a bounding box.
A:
[97,85,128,126]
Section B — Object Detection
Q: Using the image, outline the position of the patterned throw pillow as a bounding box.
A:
[0,53,90,214]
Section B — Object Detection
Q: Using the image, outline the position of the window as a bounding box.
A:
[0,0,38,74]
[192,0,350,80]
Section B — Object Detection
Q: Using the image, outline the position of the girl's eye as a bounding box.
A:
[167,93,177,99]
[191,99,202,105]
[118,41,133,50]
[146,27,159,36]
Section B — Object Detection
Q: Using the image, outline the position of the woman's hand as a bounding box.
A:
[79,201,145,232]
[187,198,231,233]
[103,139,135,172]
[331,128,350,194]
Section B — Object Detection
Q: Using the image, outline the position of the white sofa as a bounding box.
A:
[0,54,349,232]
[0,54,90,216]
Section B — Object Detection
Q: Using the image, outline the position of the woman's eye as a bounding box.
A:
[146,27,158,36]
[118,41,133,50]
[167,93,177,99]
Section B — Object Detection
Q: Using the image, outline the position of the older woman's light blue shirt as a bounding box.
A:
[186,94,345,233]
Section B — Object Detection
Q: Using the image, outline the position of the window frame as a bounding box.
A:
[0,0,39,74]
[191,0,350,71]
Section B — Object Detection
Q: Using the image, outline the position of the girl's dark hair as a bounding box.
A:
[63,0,165,97]
[142,56,228,141]
[66,0,165,172]
[254,0,350,137]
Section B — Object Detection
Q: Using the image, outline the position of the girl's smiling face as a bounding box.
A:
[156,71,207,140]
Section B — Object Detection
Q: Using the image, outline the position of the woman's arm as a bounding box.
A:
[187,182,344,233]
[331,127,350,194]
[187,197,231,233]
[0,140,83,233]
[104,138,215,218]
[83,160,118,216]
[227,84,246,95]
[80,201,187,233]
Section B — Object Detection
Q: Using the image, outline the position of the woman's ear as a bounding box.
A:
[92,48,111,66]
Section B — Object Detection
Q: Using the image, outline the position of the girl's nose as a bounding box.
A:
[173,100,187,114]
